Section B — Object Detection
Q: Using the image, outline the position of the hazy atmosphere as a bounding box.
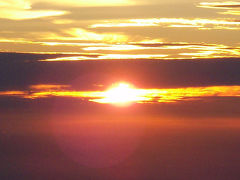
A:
[0,0,240,179]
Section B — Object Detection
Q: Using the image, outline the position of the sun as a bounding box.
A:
[94,82,144,106]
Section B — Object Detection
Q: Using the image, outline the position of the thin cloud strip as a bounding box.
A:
[220,10,240,15]
[1,84,240,104]
[1,38,239,59]
[198,1,240,16]
[90,18,240,30]
[40,54,169,61]
[82,42,240,59]
[39,42,240,60]
[198,2,240,9]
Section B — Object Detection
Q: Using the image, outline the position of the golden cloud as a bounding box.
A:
[198,1,240,16]
[90,18,240,30]
[1,84,240,104]
[198,2,240,9]
[43,28,128,43]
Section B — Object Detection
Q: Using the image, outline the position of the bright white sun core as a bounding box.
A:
[93,82,147,106]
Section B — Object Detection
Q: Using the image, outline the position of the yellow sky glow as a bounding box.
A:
[32,0,136,7]
[0,0,66,20]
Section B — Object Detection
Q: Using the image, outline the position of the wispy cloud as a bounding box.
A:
[90,18,240,30]
[220,10,240,15]
[41,54,168,61]
[1,38,238,59]
[42,28,128,43]
[82,42,240,59]
[198,2,240,9]
[198,1,240,16]
[30,84,70,90]
[37,41,240,60]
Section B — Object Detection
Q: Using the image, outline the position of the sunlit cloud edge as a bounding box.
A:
[1,84,240,105]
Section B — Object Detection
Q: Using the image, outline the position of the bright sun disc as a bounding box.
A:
[94,82,145,106]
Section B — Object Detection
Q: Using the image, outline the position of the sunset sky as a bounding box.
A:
[0,1,240,180]
[0,0,239,58]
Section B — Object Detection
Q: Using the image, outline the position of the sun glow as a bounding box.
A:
[92,82,148,106]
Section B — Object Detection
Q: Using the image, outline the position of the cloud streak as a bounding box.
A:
[198,2,240,9]
[90,18,240,30]
[1,83,240,104]
[39,42,240,60]
[198,1,240,16]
